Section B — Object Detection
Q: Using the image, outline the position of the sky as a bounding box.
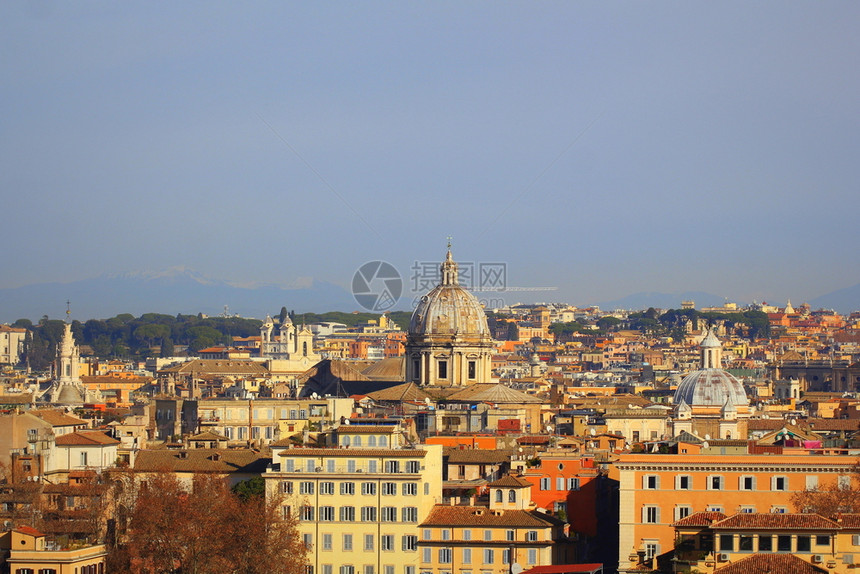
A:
[2,1,859,310]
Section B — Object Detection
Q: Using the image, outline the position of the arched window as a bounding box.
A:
[303,342,308,357]
[508,489,516,503]
[354,436,362,447]
[495,489,503,503]
[368,436,377,447]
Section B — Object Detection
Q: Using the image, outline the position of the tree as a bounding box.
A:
[111,472,306,574]
[791,474,860,517]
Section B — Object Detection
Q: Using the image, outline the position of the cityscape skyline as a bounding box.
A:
[2,2,859,309]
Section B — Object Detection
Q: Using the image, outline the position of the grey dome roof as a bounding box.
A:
[673,368,749,408]
[408,249,490,338]
[409,284,490,337]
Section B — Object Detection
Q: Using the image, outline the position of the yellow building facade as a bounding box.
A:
[265,428,443,574]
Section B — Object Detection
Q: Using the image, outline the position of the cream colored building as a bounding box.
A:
[0,324,26,366]
[0,526,107,574]
[265,425,443,574]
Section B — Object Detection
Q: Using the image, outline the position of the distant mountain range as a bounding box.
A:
[1,269,857,323]
[0,268,358,323]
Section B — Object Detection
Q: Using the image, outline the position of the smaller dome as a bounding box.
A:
[674,369,749,408]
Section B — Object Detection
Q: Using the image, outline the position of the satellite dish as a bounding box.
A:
[590,428,596,436]
[546,425,553,432]
[704,434,711,440]
[312,392,319,399]
[424,397,432,405]
[512,564,523,574]
[343,419,350,425]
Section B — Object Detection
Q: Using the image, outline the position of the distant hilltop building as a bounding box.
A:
[681,300,695,310]
[260,312,321,373]
[405,247,494,387]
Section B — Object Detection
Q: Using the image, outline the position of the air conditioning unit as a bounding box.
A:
[718,553,729,562]
[812,555,823,564]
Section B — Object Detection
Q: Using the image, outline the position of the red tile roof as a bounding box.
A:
[420,505,562,528]
[713,553,826,574]
[672,511,726,527]
[15,525,45,537]
[487,474,532,488]
[55,431,120,446]
[712,513,837,530]
[277,448,427,458]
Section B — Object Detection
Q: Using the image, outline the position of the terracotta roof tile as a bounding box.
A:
[712,513,837,530]
[420,505,562,528]
[713,553,827,574]
[134,448,270,474]
[32,409,86,427]
[836,514,860,528]
[672,511,727,527]
[55,431,120,446]
[15,525,45,537]
[487,474,532,488]
[444,448,514,464]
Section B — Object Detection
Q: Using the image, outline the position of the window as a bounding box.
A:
[508,489,516,503]
[675,506,691,521]
[402,535,418,551]
[806,475,819,489]
[403,483,417,496]
[364,534,375,551]
[369,460,378,472]
[320,482,335,495]
[363,567,374,574]
[644,543,658,561]
[468,361,476,379]
[307,460,316,472]
[463,529,472,541]
[422,548,432,563]
[340,506,355,522]
[839,475,852,488]
[739,535,754,551]
[323,566,333,574]
[540,477,550,490]
[439,548,452,564]
[327,460,336,472]
[484,530,492,541]
[382,535,394,551]
[719,534,734,552]
[405,567,415,574]
[771,506,788,514]
[644,475,659,490]
[406,461,420,473]
[385,461,400,474]
[80,451,88,466]
[340,567,355,574]
[402,507,418,522]
[361,507,377,522]
[301,506,315,520]
[341,482,355,495]
[354,436,362,447]
[442,529,451,541]
[323,533,333,551]
[772,476,788,491]
[368,436,377,447]
[568,477,580,490]
[527,548,537,565]
[382,482,397,495]
[740,476,755,490]
[463,548,472,564]
[281,481,294,494]
[557,477,565,490]
[347,460,357,473]
[758,535,772,552]
[381,507,398,522]
[527,530,538,542]
[319,506,335,521]
[676,475,691,490]
[796,535,811,552]
[708,475,724,490]
[483,549,494,564]
[643,505,659,524]
[300,481,315,495]
[777,535,791,552]
[304,533,314,550]
[740,506,755,514]
[343,534,353,551]
[816,535,830,546]
[495,490,503,503]
[502,549,511,564]
[506,530,515,542]
[438,360,448,379]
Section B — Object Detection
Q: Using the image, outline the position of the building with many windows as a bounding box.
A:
[418,474,571,574]
[616,453,860,572]
[264,425,443,574]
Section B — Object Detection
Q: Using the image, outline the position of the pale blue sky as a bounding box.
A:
[2,1,858,308]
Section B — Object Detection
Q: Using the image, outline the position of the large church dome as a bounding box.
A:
[674,369,749,408]
[408,249,490,338]
[673,329,749,408]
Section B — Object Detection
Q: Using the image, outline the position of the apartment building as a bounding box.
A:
[265,425,443,574]
[616,453,859,572]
